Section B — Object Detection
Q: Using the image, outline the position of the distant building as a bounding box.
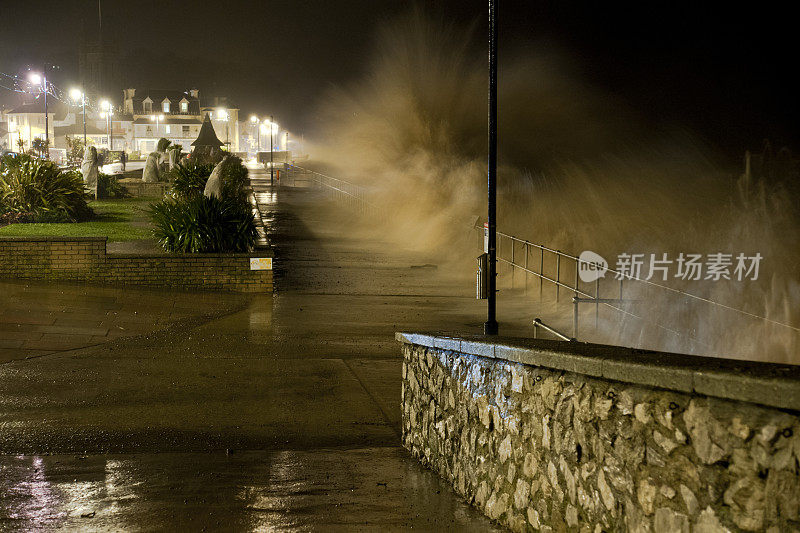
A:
[201,95,241,153]
[122,88,204,154]
[2,100,68,153]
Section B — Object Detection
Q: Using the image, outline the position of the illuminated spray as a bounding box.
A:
[308,10,800,363]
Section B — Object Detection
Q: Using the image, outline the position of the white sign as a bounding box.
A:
[578,250,608,283]
[483,222,489,253]
[249,257,273,271]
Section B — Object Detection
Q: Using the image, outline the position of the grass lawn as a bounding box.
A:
[0,198,154,242]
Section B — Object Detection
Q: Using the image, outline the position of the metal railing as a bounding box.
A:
[532,318,572,341]
[285,164,380,217]
[482,224,800,348]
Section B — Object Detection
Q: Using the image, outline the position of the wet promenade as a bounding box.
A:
[0,167,498,531]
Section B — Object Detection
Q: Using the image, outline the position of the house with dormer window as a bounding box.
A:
[121,88,210,154]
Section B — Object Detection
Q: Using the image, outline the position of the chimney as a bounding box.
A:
[189,89,199,99]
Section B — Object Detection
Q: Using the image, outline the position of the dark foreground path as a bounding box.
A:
[0,166,498,531]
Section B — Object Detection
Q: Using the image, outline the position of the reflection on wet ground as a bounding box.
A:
[0,169,500,530]
[1,449,499,531]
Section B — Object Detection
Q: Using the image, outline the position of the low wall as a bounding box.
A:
[0,237,272,293]
[118,177,169,198]
[397,332,800,532]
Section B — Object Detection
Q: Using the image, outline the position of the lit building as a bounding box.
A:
[2,100,67,153]
[122,88,205,154]
[201,96,241,153]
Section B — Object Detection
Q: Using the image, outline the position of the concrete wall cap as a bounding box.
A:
[0,236,108,242]
[396,332,800,411]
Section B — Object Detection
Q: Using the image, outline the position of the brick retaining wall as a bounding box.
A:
[0,237,272,293]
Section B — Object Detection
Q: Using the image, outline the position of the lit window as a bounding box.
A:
[166,125,171,134]
[163,101,170,113]
[180,101,188,113]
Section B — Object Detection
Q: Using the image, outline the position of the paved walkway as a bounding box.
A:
[0,166,500,531]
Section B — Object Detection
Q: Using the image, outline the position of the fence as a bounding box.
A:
[284,165,382,218]
[482,224,800,351]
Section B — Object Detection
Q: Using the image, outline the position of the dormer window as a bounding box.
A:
[143,97,152,113]
[180,101,188,113]
[162,100,170,113]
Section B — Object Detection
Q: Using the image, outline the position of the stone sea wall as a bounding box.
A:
[399,334,800,532]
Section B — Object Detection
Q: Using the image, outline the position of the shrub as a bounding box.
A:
[215,155,249,204]
[169,155,248,203]
[149,195,257,253]
[0,154,93,222]
[98,173,127,198]
[168,161,215,198]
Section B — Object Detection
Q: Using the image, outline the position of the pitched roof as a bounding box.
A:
[54,123,107,135]
[7,99,69,120]
[128,89,201,116]
[191,113,224,147]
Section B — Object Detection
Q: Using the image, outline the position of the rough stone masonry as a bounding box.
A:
[399,335,800,532]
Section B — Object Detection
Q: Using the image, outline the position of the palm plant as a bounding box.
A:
[149,195,257,253]
[169,161,216,198]
[0,154,93,222]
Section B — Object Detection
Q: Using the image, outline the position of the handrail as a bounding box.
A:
[532,318,572,341]
[487,228,800,335]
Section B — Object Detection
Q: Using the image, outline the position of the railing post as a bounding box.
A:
[524,242,529,295]
[574,259,579,297]
[511,239,515,289]
[573,296,579,338]
[539,247,544,302]
[595,277,600,328]
[556,252,561,304]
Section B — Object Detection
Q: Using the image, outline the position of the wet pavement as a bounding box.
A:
[0,167,501,531]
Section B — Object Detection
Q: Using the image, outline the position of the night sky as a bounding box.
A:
[1,0,796,156]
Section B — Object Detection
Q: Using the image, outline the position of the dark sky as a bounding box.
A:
[1,0,796,155]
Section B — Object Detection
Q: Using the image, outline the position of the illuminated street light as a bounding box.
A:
[100,101,113,151]
[150,114,164,137]
[70,88,87,146]
[259,122,267,153]
[217,109,229,149]
[29,72,48,157]
[250,115,260,152]
[269,115,275,184]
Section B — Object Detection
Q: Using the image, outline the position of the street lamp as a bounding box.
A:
[100,100,112,151]
[250,115,260,153]
[217,109,229,150]
[150,114,164,140]
[265,117,278,185]
[70,88,87,147]
[259,123,267,156]
[29,72,49,158]
[485,0,499,335]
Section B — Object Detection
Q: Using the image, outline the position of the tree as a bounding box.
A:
[65,136,86,166]
[31,138,49,158]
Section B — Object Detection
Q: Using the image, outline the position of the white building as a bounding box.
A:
[2,100,64,153]
[122,88,205,154]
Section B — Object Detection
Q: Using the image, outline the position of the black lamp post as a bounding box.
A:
[269,115,274,186]
[485,0,499,335]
